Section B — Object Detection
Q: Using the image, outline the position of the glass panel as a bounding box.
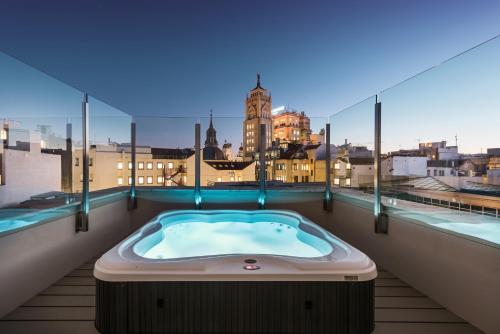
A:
[329,96,376,201]
[87,96,132,194]
[134,117,196,192]
[198,116,260,206]
[380,36,500,245]
[0,51,83,233]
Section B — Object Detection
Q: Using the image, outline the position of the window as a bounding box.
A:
[117,177,123,185]
[75,158,79,166]
[128,177,132,185]
[117,162,123,170]
[217,177,222,182]
[334,163,340,170]
[147,162,153,170]
[238,176,242,181]
[128,162,133,170]
[293,163,298,171]
[334,178,340,185]
[89,158,93,166]
[138,176,144,184]
[157,176,164,184]
[346,178,351,186]
[427,169,431,176]
[157,162,164,169]
[168,162,174,169]
[433,169,437,176]
[294,176,299,183]
[230,176,234,182]
[346,163,351,170]
[138,162,144,170]
[147,176,153,184]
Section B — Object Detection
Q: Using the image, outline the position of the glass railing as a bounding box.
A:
[329,97,375,202]
[0,51,131,234]
[377,35,500,244]
[134,117,196,190]
[1,34,499,244]
[326,36,500,245]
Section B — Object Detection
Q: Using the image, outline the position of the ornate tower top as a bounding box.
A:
[205,109,218,147]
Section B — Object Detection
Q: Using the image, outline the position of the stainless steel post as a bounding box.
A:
[324,122,333,211]
[374,96,388,233]
[77,93,89,232]
[128,121,137,209]
[258,123,266,209]
[195,123,201,208]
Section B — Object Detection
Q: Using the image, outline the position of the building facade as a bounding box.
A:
[272,109,311,144]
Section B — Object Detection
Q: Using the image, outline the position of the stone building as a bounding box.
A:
[242,74,272,160]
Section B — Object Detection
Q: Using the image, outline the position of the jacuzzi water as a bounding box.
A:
[133,212,334,260]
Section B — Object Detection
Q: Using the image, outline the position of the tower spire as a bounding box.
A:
[209,109,213,128]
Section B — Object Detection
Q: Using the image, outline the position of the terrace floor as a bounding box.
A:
[0,257,483,334]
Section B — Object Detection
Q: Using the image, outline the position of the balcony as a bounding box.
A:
[1,34,500,334]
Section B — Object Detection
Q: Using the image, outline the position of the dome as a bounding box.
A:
[314,144,338,160]
[203,146,225,160]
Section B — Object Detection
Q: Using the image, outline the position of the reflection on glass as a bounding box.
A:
[133,117,196,189]
[329,96,376,199]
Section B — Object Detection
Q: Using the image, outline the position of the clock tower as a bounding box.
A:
[243,74,272,160]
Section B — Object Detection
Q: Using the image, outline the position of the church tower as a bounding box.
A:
[242,74,272,160]
[203,110,225,160]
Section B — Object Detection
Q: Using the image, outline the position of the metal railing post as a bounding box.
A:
[128,121,137,210]
[374,96,388,233]
[324,122,333,211]
[77,93,89,232]
[195,122,201,208]
[258,123,266,209]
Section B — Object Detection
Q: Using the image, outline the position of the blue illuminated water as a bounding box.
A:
[134,214,333,260]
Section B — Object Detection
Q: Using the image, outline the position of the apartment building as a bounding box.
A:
[272,109,311,144]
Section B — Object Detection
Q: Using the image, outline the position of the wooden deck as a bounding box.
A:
[0,258,483,334]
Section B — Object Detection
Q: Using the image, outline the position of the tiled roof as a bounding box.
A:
[204,161,254,170]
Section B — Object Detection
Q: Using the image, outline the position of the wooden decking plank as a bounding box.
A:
[0,321,98,334]
[55,277,95,286]
[375,308,466,323]
[376,271,396,279]
[67,269,94,277]
[40,285,95,296]
[2,307,94,321]
[375,278,409,287]
[78,263,94,270]
[375,296,442,309]
[375,286,424,297]
[373,322,483,334]
[24,296,95,307]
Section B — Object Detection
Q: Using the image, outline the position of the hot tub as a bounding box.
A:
[94,210,377,334]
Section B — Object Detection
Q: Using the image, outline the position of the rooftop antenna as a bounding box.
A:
[455,134,458,148]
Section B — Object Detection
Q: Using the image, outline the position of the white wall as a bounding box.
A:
[0,147,61,208]
[383,156,428,177]
[0,197,131,318]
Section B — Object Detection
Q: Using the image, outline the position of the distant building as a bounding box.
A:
[69,144,193,192]
[0,134,61,208]
[242,74,272,160]
[222,141,233,161]
[382,155,428,178]
[272,109,311,144]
